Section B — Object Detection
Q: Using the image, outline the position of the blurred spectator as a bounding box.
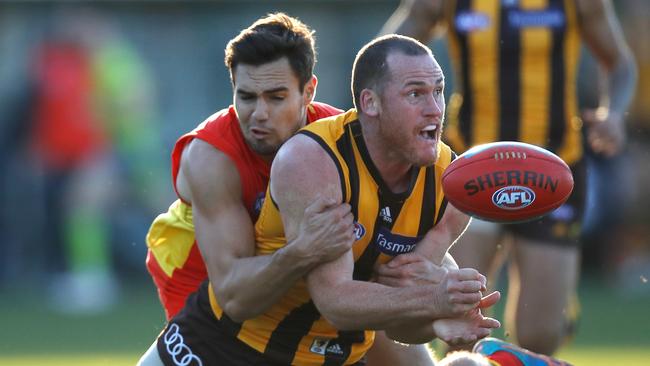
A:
[23,8,167,313]
[29,20,117,313]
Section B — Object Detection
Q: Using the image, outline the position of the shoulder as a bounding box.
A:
[270,133,342,204]
[272,134,332,181]
[308,101,344,121]
[179,138,242,203]
[301,108,357,142]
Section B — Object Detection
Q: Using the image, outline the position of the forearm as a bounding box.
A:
[415,206,470,264]
[313,280,437,331]
[604,54,637,118]
[216,246,313,322]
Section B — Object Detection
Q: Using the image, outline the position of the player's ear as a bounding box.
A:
[303,75,317,105]
[360,89,380,117]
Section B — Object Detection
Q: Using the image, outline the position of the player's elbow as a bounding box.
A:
[214,285,260,322]
[221,298,259,323]
[314,302,359,331]
[320,312,359,331]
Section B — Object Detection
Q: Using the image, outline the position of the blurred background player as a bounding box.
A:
[144,13,436,365]
[382,0,637,355]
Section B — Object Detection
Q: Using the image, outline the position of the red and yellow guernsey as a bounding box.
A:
[146,102,342,320]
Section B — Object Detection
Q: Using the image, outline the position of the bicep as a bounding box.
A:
[270,133,350,302]
[183,140,255,278]
[270,134,343,241]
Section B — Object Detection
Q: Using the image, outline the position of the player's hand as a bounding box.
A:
[374,252,448,287]
[430,268,491,318]
[432,304,501,347]
[293,195,355,265]
[583,108,626,157]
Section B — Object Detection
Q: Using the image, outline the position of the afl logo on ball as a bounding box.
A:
[492,186,535,210]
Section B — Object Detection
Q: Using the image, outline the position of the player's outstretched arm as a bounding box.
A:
[272,135,481,332]
[375,205,500,344]
[180,139,353,322]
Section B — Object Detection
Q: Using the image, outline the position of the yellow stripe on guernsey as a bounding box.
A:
[146,199,195,277]
[469,0,500,146]
[446,0,582,165]
[520,0,552,146]
[209,109,453,365]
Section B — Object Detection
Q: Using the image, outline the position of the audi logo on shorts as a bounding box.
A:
[492,186,535,210]
[163,323,203,366]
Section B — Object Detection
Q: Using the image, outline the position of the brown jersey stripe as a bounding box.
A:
[337,122,361,216]
[498,3,522,142]
[323,331,366,366]
[262,301,321,364]
[417,166,437,236]
[455,0,474,145]
[548,0,567,152]
[435,152,455,224]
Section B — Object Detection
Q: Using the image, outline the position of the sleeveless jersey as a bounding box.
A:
[146,102,342,319]
[206,109,455,365]
[445,0,582,165]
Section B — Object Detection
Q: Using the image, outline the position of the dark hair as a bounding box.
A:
[225,13,316,91]
[351,34,432,110]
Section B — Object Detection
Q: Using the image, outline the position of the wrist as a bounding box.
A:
[596,106,624,126]
[276,239,318,273]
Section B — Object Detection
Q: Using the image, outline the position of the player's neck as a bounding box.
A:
[364,140,413,194]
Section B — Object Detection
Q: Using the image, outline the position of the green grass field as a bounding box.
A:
[1,276,648,365]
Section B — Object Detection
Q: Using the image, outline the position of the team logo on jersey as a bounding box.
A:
[353,222,366,241]
[374,227,419,256]
[310,338,329,355]
[455,11,490,32]
[252,191,265,220]
[492,186,535,210]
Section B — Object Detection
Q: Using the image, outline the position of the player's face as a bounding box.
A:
[377,53,445,167]
[233,57,313,158]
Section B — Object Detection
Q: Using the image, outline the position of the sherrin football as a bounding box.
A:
[442,141,574,223]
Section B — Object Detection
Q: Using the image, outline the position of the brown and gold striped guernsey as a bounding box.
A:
[206,109,455,365]
[445,0,582,165]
